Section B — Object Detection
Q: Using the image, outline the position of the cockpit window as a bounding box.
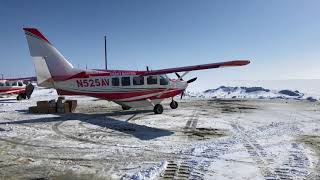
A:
[12,82,17,86]
[133,76,144,85]
[160,75,169,85]
[18,81,23,86]
[121,77,131,86]
[147,76,158,85]
[0,82,4,86]
[5,81,10,86]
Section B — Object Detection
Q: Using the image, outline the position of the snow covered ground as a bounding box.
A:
[0,88,320,179]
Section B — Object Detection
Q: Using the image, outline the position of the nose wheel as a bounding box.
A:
[170,100,178,109]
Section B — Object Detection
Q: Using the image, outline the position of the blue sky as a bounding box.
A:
[1,0,320,90]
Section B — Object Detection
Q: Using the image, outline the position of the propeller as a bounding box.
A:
[175,74,197,99]
[180,91,184,99]
[187,77,197,84]
[175,72,181,79]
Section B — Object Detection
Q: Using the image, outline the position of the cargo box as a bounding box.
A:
[48,107,56,114]
[64,103,70,113]
[57,107,65,113]
[65,100,77,112]
[57,99,64,108]
[29,106,38,113]
[48,100,56,108]
[37,106,49,114]
[58,96,65,101]
[37,101,49,109]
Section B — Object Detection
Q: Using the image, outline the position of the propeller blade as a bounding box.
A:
[180,91,184,99]
[175,72,181,79]
[187,77,197,84]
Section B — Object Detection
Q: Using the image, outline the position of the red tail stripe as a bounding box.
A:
[23,28,51,44]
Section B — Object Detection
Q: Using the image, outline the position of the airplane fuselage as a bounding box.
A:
[53,71,187,108]
[0,80,26,96]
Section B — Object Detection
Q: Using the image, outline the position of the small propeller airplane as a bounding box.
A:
[23,28,250,114]
[0,77,35,100]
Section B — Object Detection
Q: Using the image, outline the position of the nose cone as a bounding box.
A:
[174,80,188,90]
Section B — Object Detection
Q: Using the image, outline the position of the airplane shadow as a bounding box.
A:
[0,110,174,140]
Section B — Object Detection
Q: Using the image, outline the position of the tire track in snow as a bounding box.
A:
[231,122,281,179]
[232,120,311,180]
[178,103,311,179]
[160,160,204,180]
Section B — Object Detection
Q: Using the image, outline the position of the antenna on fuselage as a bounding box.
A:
[146,66,149,71]
[104,35,107,70]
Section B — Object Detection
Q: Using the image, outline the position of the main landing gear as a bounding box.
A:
[153,104,164,114]
[16,93,27,101]
[153,100,178,114]
[122,105,131,110]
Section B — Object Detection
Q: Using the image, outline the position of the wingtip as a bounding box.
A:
[236,60,251,65]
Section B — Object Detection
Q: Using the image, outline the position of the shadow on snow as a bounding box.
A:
[0,110,174,140]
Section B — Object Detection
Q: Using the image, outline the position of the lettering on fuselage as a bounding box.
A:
[76,78,109,88]
[110,72,136,76]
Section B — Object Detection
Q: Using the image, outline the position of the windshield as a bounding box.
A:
[160,75,169,85]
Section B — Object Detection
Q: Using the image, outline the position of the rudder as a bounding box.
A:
[23,28,77,86]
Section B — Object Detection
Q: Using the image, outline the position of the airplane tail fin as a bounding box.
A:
[23,28,77,87]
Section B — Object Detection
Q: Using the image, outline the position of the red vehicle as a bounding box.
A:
[24,28,250,114]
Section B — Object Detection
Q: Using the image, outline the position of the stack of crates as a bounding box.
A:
[48,99,57,113]
[29,97,77,114]
[57,97,65,113]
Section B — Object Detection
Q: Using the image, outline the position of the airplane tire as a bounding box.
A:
[122,105,131,110]
[170,101,178,109]
[153,104,164,114]
[16,94,22,101]
[21,93,27,99]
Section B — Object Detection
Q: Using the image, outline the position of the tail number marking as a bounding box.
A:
[76,79,109,87]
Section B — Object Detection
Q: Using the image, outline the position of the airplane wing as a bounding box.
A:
[140,60,250,76]
[3,76,37,81]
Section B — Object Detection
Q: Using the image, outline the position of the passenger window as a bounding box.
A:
[147,76,158,85]
[5,81,10,86]
[160,76,169,85]
[12,82,17,86]
[121,77,131,86]
[133,76,144,85]
[112,77,120,86]
[18,82,23,86]
[0,82,3,86]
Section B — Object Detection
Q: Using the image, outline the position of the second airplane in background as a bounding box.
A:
[23,28,250,114]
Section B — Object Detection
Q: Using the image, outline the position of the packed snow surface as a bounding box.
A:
[0,87,319,179]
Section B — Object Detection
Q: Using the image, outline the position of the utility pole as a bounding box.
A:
[104,35,107,70]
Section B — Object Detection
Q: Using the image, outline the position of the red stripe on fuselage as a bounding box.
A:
[0,88,25,94]
[56,88,183,102]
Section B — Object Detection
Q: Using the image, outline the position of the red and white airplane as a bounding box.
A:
[23,28,250,114]
[0,77,35,100]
